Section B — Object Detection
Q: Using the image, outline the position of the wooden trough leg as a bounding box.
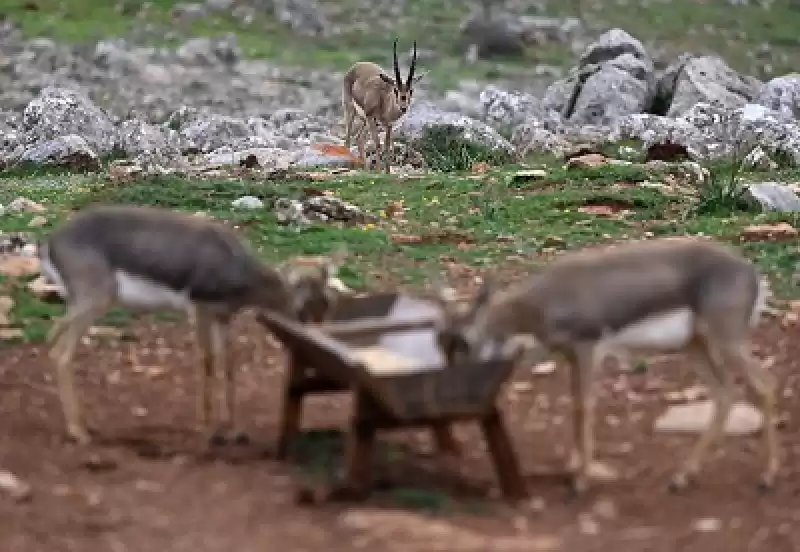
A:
[276,357,304,461]
[481,406,527,501]
[332,388,376,501]
[432,422,461,456]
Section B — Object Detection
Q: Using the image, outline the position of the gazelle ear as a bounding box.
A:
[379,73,395,87]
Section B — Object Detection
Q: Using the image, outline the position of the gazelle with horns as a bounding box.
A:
[342,39,423,173]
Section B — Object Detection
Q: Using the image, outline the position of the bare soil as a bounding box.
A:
[1,310,799,552]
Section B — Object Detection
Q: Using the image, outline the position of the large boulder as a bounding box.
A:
[541,29,655,125]
[395,101,515,155]
[756,74,800,119]
[662,55,760,117]
[21,87,118,155]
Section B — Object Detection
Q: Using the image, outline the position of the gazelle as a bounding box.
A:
[38,205,347,446]
[342,39,423,173]
[433,237,779,494]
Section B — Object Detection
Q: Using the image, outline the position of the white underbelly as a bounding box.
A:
[38,254,190,311]
[115,271,191,310]
[603,308,695,352]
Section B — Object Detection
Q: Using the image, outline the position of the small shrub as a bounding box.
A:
[415,124,512,172]
[690,160,754,216]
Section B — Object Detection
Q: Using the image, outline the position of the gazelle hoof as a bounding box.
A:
[209,431,228,447]
[756,477,775,494]
[67,425,93,445]
[232,432,250,446]
[567,474,589,500]
[667,472,691,493]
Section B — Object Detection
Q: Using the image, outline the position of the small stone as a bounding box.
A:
[0,255,40,277]
[231,196,263,210]
[7,197,45,214]
[654,400,763,436]
[0,296,13,327]
[0,470,32,501]
[693,517,722,533]
[28,215,47,228]
[532,361,557,375]
[578,513,600,535]
[592,498,617,520]
[0,328,24,340]
[567,153,609,169]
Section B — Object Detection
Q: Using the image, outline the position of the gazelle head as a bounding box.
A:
[279,247,350,324]
[377,39,421,116]
[432,278,497,363]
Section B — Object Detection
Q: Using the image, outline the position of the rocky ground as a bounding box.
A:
[1,1,800,550]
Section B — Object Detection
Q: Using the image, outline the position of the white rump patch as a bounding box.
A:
[115,271,191,311]
[603,308,695,352]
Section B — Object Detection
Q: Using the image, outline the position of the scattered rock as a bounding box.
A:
[231,196,264,210]
[0,296,13,327]
[740,222,798,242]
[17,134,99,170]
[756,74,800,119]
[7,197,45,214]
[396,101,515,155]
[693,517,723,533]
[22,87,118,155]
[0,470,31,501]
[531,361,557,375]
[0,328,24,341]
[0,255,40,277]
[665,56,760,118]
[654,400,764,436]
[566,153,609,169]
[744,182,800,212]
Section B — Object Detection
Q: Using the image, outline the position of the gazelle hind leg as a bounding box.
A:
[567,344,600,496]
[343,101,356,149]
[668,341,734,491]
[735,342,780,491]
[191,306,214,435]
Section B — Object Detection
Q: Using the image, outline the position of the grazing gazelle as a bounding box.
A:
[433,237,779,494]
[342,39,423,173]
[38,205,346,445]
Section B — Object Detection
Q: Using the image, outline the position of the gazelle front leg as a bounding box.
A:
[366,117,382,172]
[49,299,111,444]
[383,124,393,174]
[344,102,356,149]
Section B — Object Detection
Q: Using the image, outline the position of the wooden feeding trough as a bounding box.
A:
[257,292,527,501]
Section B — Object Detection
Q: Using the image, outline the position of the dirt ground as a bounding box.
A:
[1,310,799,552]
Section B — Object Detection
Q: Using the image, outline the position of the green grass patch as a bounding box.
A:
[1,160,798,343]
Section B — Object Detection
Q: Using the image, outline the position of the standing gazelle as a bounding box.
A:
[39,205,346,446]
[342,39,422,173]
[433,238,780,494]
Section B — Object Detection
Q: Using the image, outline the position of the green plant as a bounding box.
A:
[690,160,753,217]
[415,124,512,172]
